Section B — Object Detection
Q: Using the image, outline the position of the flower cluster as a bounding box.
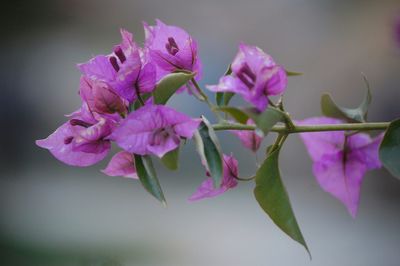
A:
[36,19,290,201]
[37,20,203,191]
[36,19,400,254]
[37,20,392,228]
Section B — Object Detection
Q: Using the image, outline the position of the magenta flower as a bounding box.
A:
[189,154,239,201]
[144,19,202,79]
[102,151,138,179]
[111,104,200,158]
[79,76,127,116]
[207,43,287,111]
[78,29,156,102]
[297,117,383,217]
[36,106,114,167]
[231,119,263,152]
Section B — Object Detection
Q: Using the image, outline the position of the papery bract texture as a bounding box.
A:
[36,107,114,167]
[112,104,200,158]
[79,76,127,116]
[78,29,156,102]
[231,119,263,152]
[102,151,138,179]
[144,19,202,81]
[297,117,383,217]
[189,154,239,201]
[207,43,287,111]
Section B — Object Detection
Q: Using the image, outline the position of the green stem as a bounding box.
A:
[191,78,223,121]
[212,121,390,133]
[191,78,209,102]
[269,133,288,155]
[137,94,145,106]
[234,175,256,181]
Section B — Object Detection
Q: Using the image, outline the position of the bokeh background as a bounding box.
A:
[1,0,400,265]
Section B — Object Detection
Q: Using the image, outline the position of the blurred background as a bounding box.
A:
[1,0,400,265]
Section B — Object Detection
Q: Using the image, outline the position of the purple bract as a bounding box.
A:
[297,117,383,217]
[207,43,287,111]
[36,105,115,167]
[102,151,138,179]
[78,29,156,103]
[144,19,202,82]
[189,154,239,201]
[111,104,200,158]
[231,119,263,152]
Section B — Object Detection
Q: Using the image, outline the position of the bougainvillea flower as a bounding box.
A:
[111,104,200,158]
[144,19,202,79]
[297,117,383,217]
[36,108,114,167]
[78,29,156,102]
[189,154,239,201]
[79,76,127,116]
[102,151,138,179]
[231,119,263,152]
[207,43,287,111]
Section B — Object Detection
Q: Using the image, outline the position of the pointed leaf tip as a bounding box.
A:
[285,70,303,76]
[134,154,166,204]
[254,148,310,256]
[321,75,372,123]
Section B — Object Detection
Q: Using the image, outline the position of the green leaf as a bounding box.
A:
[254,148,310,256]
[223,92,235,105]
[216,92,224,106]
[161,146,180,171]
[223,64,232,76]
[153,72,195,104]
[134,155,166,205]
[321,75,372,123]
[215,64,235,106]
[193,116,223,187]
[246,107,285,135]
[216,92,235,106]
[379,119,400,178]
[214,106,249,124]
[132,93,152,110]
[285,70,303,76]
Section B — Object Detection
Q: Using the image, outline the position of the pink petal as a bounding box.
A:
[264,66,287,96]
[173,119,201,138]
[137,62,156,94]
[112,105,198,157]
[206,75,248,94]
[188,178,229,201]
[78,55,116,82]
[102,151,138,179]
[231,119,263,152]
[349,133,383,170]
[36,122,109,167]
[297,117,345,161]
[189,154,238,201]
[144,19,201,74]
[147,134,180,158]
[313,152,367,218]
